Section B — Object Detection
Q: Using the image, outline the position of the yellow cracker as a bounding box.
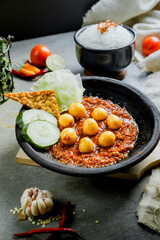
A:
[4,90,60,119]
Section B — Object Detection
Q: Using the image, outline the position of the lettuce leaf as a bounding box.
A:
[31,69,84,112]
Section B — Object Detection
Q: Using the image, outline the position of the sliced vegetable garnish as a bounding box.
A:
[21,120,60,148]
[46,54,65,71]
[31,69,84,112]
[12,68,49,79]
[24,63,41,74]
[16,109,57,129]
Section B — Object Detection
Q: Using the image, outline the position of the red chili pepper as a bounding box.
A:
[12,68,49,79]
[59,201,71,227]
[13,227,76,237]
[13,227,85,239]
[46,201,72,240]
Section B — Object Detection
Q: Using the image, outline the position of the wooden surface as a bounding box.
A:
[16,141,160,180]
[16,148,40,167]
[84,69,127,80]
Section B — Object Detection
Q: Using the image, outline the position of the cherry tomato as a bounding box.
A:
[30,44,52,67]
[142,36,160,56]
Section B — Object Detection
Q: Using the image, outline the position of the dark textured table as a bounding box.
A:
[0,31,159,240]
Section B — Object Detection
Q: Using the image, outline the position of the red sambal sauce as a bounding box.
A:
[49,96,139,168]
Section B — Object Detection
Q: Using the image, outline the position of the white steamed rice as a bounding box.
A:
[77,24,133,50]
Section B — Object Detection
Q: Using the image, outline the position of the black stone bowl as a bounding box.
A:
[16,77,160,177]
[74,25,136,76]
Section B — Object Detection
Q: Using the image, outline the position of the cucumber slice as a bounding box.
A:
[16,109,57,129]
[21,120,60,148]
[46,54,65,71]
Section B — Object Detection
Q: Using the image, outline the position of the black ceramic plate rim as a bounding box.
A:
[16,76,160,176]
[74,24,136,52]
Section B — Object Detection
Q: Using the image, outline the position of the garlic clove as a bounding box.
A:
[31,200,39,216]
[25,205,32,217]
[33,187,38,195]
[41,190,48,197]
[37,199,46,215]
[37,190,43,199]
[21,197,30,212]
[44,198,54,212]
[18,211,27,221]
[43,190,54,199]
[20,189,30,202]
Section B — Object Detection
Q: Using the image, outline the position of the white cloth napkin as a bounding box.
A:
[138,49,160,72]
[137,167,160,233]
[144,71,160,111]
[82,0,160,27]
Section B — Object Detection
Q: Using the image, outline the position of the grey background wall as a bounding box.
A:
[1,0,98,41]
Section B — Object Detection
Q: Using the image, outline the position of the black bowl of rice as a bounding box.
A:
[74,21,136,79]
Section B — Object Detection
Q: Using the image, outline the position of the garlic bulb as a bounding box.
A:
[20,187,54,217]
